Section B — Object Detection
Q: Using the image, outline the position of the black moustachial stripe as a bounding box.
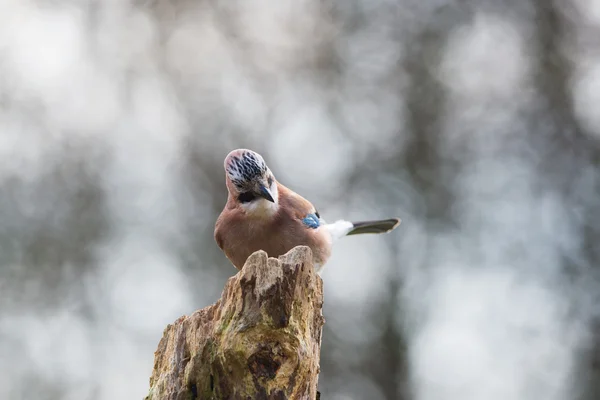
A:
[238,191,257,203]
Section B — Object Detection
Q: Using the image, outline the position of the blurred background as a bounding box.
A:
[1,0,599,399]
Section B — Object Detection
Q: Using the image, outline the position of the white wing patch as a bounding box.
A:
[324,220,354,241]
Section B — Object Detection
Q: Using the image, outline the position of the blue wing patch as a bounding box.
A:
[302,213,320,229]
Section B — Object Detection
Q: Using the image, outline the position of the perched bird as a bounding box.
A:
[214,149,401,272]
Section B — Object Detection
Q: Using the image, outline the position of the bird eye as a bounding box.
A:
[315,210,320,218]
[267,176,273,187]
[238,192,257,203]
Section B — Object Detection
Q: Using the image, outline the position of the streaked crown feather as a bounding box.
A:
[224,149,269,190]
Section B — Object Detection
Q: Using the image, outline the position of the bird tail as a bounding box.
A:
[346,218,401,236]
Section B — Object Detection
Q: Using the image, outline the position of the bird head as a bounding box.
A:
[223,149,278,215]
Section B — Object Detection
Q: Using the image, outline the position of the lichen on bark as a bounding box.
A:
[145,245,324,400]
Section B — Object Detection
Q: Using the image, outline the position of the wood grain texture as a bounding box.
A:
[145,246,324,400]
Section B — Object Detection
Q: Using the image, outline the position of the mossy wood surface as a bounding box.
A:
[145,246,324,400]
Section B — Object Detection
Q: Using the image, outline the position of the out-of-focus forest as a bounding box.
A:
[1,0,599,399]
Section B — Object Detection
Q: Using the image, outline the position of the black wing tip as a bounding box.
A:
[382,217,401,232]
[347,217,402,235]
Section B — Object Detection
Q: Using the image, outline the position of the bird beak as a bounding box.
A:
[258,185,275,203]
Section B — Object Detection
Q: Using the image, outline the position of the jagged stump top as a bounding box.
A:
[146,245,324,400]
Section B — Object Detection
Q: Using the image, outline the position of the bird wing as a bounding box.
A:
[276,183,318,223]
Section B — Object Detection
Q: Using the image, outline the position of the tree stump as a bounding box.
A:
[145,245,325,400]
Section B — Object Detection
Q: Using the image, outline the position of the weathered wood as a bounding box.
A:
[145,245,324,400]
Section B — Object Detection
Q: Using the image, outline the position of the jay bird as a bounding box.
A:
[214,149,401,272]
